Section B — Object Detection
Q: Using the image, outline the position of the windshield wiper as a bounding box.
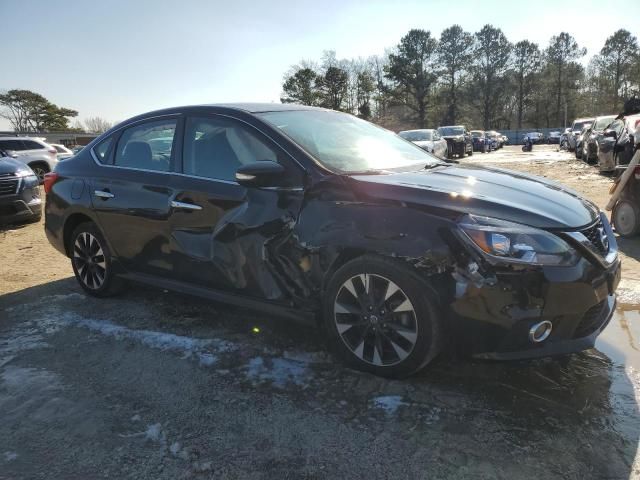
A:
[425,162,454,169]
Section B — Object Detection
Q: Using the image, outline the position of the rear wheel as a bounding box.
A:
[323,255,442,378]
[69,222,124,297]
[612,200,640,238]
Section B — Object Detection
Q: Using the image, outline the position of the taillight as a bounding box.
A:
[43,172,59,194]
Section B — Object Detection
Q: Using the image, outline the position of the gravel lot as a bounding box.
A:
[1,145,639,479]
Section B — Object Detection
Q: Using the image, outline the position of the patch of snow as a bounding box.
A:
[246,356,310,388]
[372,395,408,414]
[58,313,235,364]
[281,350,328,364]
[169,441,182,456]
[3,451,18,462]
[145,423,165,443]
[130,414,141,422]
[198,353,217,366]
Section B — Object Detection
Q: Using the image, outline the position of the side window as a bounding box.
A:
[0,140,25,151]
[23,140,45,150]
[183,116,300,184]
[114,119,176,172]
[93,136,113,164]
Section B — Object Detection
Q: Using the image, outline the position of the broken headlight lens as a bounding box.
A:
[458,215,578,266]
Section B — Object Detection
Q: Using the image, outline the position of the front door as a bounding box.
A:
[168,114,305,301]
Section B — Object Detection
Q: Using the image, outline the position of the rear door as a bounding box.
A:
[168,114,305,299]
[90,116,180,276]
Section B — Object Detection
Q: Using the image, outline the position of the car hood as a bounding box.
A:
[0,157,30,175]
[349,164,598,229]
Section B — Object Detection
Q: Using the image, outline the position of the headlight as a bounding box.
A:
[22,174,39,188]
[458,215,578,266]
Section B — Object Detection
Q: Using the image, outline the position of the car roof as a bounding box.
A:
[0,136,47,141]
[399,129,435,133]
[573,118,594,122]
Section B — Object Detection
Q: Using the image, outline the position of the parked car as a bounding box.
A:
[484,132,498,151]
[523,132,544,144]
[492,132,506,148]
[486,131,503,149]
[0,150,42,225]
[583,115,616,163]
[569,118,595,151]
[398,129,448,159]
[597,113,640,172]
[50,143,74,160]
[470,130,488,152]
[575,124,593,160]
[547,131,562,144]
[500,134,509,145]
[437,125,473,158]
[44,103,621,378]
[0,136,58,182]
[560,128,571,150]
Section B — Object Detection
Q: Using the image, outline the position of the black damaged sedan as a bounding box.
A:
[44,104,621,377]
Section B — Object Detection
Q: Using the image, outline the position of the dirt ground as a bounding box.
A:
[1,145,639,479]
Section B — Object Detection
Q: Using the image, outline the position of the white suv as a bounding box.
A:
[0,137,59,182]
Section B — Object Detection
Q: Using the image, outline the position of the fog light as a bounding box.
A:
[529,321,552,343]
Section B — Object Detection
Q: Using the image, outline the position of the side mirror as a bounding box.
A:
[604,130,617,139]
[235,161,286,188]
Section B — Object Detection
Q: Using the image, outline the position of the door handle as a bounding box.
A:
[94,190,114,199]
[170,200,202,211]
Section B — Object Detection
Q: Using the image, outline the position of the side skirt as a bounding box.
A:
[119,272,317,326]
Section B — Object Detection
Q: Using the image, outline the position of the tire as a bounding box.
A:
[467,145,473,156]
[69,222,124,297]
[29,163,49,184]
[323,255,442,378]
[575,145,582,159]
[612,200,640,238]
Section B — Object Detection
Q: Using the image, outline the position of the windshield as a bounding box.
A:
[439,126,464,136]
[259,110,440,173]
[470,131,483,138]
[399,130,432,141]
[594,116,615,130]
[572,120,593,131]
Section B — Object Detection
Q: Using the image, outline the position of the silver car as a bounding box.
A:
[0,136,59,182]
[398,129,448,159]
[569,117,595,151]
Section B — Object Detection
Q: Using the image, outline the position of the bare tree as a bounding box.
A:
[83,116,112,134]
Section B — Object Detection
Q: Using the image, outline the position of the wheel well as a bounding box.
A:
[28,161,50,172]
[321,248,367,293]
[63,213,94,256]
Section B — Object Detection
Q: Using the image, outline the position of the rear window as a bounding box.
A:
[399,130,431,141]
[114,119,176,171]
[22,140,45,150]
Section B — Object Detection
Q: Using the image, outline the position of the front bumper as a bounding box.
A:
[448,216,621,361]
[0,193,42,225]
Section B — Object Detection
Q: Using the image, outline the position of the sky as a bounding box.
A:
[1,0,638,130]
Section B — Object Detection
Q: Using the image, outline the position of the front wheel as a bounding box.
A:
[69,222,124,297]
[612,200,640,238]
[323,256,441,378]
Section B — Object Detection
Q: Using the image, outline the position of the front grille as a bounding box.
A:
[580,218,609,255]
[0,173,19,196]
[573,300,606,338]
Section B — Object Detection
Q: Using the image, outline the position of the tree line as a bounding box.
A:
[281,25,640,131]
[0,89,112,133]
